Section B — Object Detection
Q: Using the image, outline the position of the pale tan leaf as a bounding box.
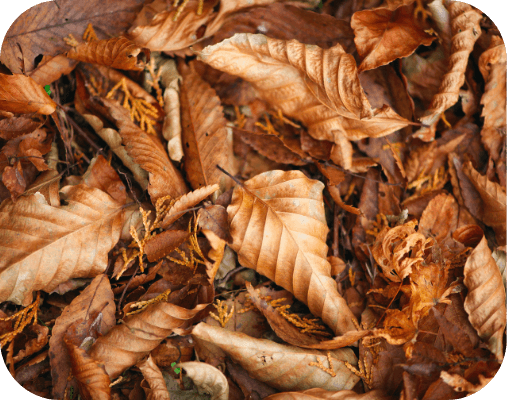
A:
[0,74,56,115]
[454,226,506,361]
[462,161,506,245]
[192,322,360,391]
[265,388,393,399]
[227,170,357,335]
[49,274,115,399]
[89,302,208,379]
[1,0,145,74]
[66,37,149,71]
[351,0,435,72]
[137,355,170,400]
[65,339,112,400]
[198,34,411,144]
[478,36,506,164]
[179,62,234,191]
[0,184,125,305]
[415,2,482,141]
[178,361,229,400]
[161,184,219,229]
[102,98,188,202]
[28,55,79,87]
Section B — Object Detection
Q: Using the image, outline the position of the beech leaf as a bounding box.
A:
[0,74,57,115]
[265,389,394,400]
[137,355,171,400]
[227,170,357,335]
[178,361,229,400]
[0,184,125,305]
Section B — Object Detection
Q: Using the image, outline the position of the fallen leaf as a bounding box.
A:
[28,55,79,87]
[440,371,492,395]
[0,184,125,305]
[351,0,435,72]
[192,322,360,391]
[265,388,394,399]
[0,74,57,115]
[227,170,358,335]
[12,324,49,364]
[178,361,229,400]
[66,36,150,71]
[0,116,44,140]
[145,230,191,262]
[137,355,171,400]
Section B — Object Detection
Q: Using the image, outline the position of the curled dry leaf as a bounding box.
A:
[0,0,145,73]
[454,226,506,361]
[65,338,111,400]
[137,355,170,400]
[178,361,229,400]
[227,170,358,335]
[265,388,394,399]
[479,36,506,164]
[161,184,219,228]
[192,322,360,391]
[89,302,208,379]
[28,55,79,87]
[462,161,506,245]
[49,274,115,399]
[102,98,188,201]
[0,74,56,115]
[179,62,234,191]
[415,2,482,141]
[351,0,435,72]
[0,184,125,305]
[12,324,49,364]
[66,36,150,71]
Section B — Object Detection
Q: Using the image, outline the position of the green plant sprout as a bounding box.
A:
[171,361,181,374]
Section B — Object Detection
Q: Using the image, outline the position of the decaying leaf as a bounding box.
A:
[265,388,394,399]
[66,36,150,71]
[137,355,171,400]
[89,302,208,379]
[178,361,229,400]
[0,74,57,115]
[351,0,435,72]
[0,184,125,305]
[192,322,360,391]
[227,170,358,335]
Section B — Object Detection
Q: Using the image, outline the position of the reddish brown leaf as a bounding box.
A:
[145,230,191,262]
[0,74,56,115]
[0,116,43,140]
[28,55,79,87]
[137,355,170,400]
[265,389,394,399]
[67,37,150,71]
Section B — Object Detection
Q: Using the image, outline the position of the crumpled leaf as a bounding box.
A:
[137,355,171,400]
[192,322,360,391]
[12,324,49,364]
[265,388,394,399]
[199,34,411,145]
[49,274,115,399]
[0,0,145,73]
[227,170,358,335]
[454,226,506,361]
[89,302,208,379]
[101,98,188,202]
[179,62,234,191]
[0,74,57,115]
[65,338,111,400]
[478,36,506,167]
[351,0,435,72]
[178,361,229,400]
[462,161,506,245]
[66,36,150,71]
[415,2,482,141]
[0,184,125,305]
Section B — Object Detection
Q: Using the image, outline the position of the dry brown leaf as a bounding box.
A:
[12,324,49,364]
[49,274,115,399]
[0,74,56,115]
[145,230,191,262]
[227,170,358,335]
[81,155,128,205]
[137,355,170,400]
[65,338,111,400]
[89,302,208,379]
[179,62,234,191]
[327,185,361,215]
[178,361,229,400]
[192,322,360,391]
[351,0,435,72]
[102,98,188,202]
[415,2,482,141]
[0,0,145,73]
[462,161,506,245]
[198,205,232,243]
[479,36,506,165]
[28,55,79,87]
[439,371,492,395]
[161,184,220,228]
[454,226,506,361]
[0,116,43,140]
[66,36,149,71]
[0,184,125,305]
[265,388,393,399]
